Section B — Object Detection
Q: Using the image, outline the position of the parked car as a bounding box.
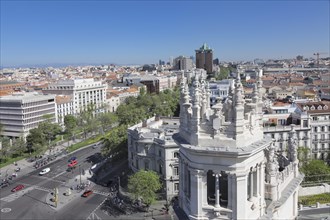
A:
[82,190,93,197]
[68,156,77,162]
[39,167,51,175]
[11,184,24,192]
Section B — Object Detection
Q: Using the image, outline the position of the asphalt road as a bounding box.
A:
[0,145,110,220]
[298,207,330,219]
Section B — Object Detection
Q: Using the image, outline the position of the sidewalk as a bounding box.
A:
[0,137,84,182]
[46,171,95,210]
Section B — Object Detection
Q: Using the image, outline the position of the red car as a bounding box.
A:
[11,184,24,192]
[68,160,78,168]
[82,190,93,197]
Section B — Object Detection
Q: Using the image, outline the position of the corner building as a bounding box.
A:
[173,70,303,219]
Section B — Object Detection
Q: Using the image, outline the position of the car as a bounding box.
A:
[39,167,51,175]
[82,190,93,197]
[68,160,78,168]
[1,182,10,189]
[68,156,77,162]
[11,184,24,192]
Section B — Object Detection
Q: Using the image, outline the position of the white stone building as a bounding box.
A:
[55,95,74,126]
[0,92,56,138]
[174,70,303,219]
[127,117,180,201]
[43,78,107,115]
[296,101,330,160]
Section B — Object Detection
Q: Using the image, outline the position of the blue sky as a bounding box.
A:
[1,0,329,67]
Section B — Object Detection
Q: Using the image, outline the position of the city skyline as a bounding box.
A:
[1,0,329,67]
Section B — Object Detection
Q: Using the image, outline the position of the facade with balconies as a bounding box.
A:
[296,101,330,160]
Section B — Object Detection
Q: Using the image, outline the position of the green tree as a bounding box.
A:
[0,137,11,163]
[64,115,77,136]
[78,103,96,139]
[300,160,330,183]
[97,112,118,133]
[11,137,26,157]
[101,125,127,159]
[26,128,46,154]
[0,123,3,136]
[128,170,162,207]
[298,146,310,165]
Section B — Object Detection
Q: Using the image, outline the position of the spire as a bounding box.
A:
[252,83,258,103]
[234,73,244,107]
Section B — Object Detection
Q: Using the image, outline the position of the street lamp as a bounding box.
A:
[79,165,82,185]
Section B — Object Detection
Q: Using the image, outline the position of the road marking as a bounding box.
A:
[92,190,110,197]
[0,187,32,203]
[53,171,66,178]
[34,186,51,193]
[87,197,107,220]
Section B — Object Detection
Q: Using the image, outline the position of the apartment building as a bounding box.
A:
[296,101,330,160]
[0,92,56,138]
[43,78,107,115]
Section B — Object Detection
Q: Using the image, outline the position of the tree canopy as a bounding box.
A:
[127,170,162,206]
[300,160,330,184]
[116,88,180,126]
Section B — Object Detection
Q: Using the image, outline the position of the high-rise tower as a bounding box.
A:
[195,43,213,74]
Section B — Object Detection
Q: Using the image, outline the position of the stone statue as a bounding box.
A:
[266,142,279,182]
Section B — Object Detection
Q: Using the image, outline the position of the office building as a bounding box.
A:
[0,92,56,138]
[43,78,107,115]
[195,43,213,74]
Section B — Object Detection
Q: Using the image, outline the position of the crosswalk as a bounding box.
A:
[0,187,34,203]
[93,190,110,197]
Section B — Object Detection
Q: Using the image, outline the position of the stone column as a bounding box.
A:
[235,173,247,220]
[249,170,253,201]
[189,169,204,218]
[256,166,260,197]
[214,173,221,208]
[227,173,233,209]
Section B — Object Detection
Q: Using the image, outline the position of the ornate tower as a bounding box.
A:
[174,73,303,220]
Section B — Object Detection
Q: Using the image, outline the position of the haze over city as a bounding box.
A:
[1,0,329,67]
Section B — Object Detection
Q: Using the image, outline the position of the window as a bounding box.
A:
[174,152,179,158]
[174,183,179,191]
[303,120,308,127]
[145,161,149,170]
[322,134,325,140]
[313,116,317,121]
[136,159,139,169]
[321,126,325,132]
[174,167,179,176]
[314,127,318,132]
[158,150,162,157]
[159,163,163,175]
[322,144,325,150]
[314,135,318,140]
[271,134,275,139]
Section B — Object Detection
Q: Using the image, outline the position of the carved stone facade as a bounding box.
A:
[174,70,304,220]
